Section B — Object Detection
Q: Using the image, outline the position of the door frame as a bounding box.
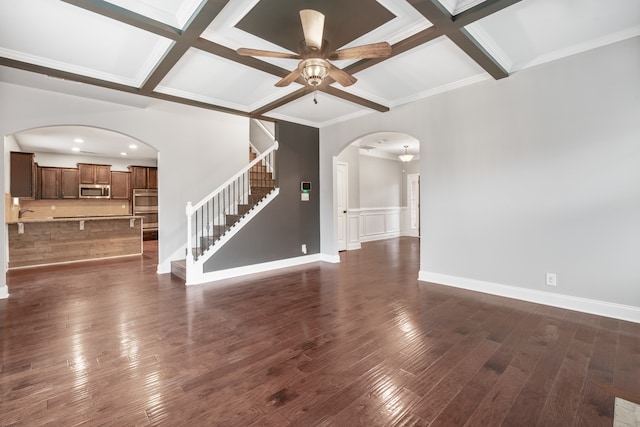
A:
[406,173,420,238]
[336,161,349,251]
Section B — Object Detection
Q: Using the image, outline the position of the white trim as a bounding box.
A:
[318,253,340,263]
[465,24,514,73]
[0,285,8,299]
[186,253,336,286]
[418,271,640,324]
[253,118,275,141]
[352,207,404,243]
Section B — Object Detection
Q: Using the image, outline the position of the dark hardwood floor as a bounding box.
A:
[1,237,639,426]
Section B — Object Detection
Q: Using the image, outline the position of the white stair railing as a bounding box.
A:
[185,141,278,276]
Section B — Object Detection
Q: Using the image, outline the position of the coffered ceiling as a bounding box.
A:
[0,0,638,128]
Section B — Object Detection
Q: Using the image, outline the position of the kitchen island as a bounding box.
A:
[7,215,142,268]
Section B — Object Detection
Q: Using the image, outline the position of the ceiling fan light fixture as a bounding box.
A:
[301,58,329,86]
[399,145,414,162]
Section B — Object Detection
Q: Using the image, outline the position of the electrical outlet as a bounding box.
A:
[301,244,307,254]
[545,273,557,287]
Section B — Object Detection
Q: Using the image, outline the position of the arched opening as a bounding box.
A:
[5,125,159,268]
[334,131,420,252]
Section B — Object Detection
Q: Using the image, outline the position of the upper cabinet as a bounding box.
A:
[60,168,79,199]
[148,167,158,189]
[10,151,36,198]
[10,154,155,201]
[39,167,61,199]
[110,171,130,200]
[78,163,111,185]
[129,166,158,189]
[38,167,79,199]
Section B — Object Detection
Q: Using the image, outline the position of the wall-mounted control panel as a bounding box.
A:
[301,181,311,201]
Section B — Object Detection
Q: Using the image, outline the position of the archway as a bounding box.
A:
[5,125,159,266]
[334,131,420,252]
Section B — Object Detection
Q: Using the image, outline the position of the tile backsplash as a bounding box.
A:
[11,197,131,221]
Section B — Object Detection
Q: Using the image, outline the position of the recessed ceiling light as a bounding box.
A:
[74,138,84,143]
[72,147,80,152]
[120,152,127,156]
[129,144,137,149]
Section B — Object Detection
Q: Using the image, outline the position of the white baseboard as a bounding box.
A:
[0,285,8,299]
[157,262,171,274]
[419,271,640,324]
[186,253,338,286]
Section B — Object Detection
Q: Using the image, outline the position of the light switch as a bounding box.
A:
[301,193,309,201]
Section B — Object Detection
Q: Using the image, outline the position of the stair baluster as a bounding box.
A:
[184,141,279,281]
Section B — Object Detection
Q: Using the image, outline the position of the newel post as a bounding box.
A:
[185,202,194,266]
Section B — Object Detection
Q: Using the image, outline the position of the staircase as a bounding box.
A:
[171,140,278,283]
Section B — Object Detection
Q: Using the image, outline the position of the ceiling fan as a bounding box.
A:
[236,9,392,88]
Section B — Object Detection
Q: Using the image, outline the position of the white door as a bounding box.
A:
[407,173,420,237]
[336,162,348,251]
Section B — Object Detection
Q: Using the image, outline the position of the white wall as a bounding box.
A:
[335,145,360,209]
[0,82,249,285]
[359,155,404,208]
[320,37,640,316]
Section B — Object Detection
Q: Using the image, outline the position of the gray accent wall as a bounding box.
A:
[203,121,320,271]
[320,36,640,307]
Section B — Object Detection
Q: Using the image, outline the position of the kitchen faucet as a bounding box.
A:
[18,209,34,219]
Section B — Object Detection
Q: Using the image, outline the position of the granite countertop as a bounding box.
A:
[7,215,141,224]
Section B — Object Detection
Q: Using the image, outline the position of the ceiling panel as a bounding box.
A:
[343,37,489,106]
[104,0,205,29]
[466,0,640,72]
[155,48,300,110]
[268,91,376,127]
[0,0,173,87]
[236,0,395,52]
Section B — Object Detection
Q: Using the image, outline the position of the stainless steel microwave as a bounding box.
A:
[79,184,110,198]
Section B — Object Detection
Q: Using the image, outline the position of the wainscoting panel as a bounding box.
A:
[348,214,361,250]
[353,207,405,243]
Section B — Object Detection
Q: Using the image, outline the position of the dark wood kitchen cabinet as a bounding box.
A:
[39,167,78,199]
[10,151,36,198]
[128,166,157,190]
[78,163,111,185]
[147,167,157,189]
[110,171,130,200]
[60,168,79,198]
[39,167,61,199]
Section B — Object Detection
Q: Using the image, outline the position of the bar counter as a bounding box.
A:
[7,215,142,268]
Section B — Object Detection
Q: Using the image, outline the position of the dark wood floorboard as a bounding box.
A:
[1,237,639,426]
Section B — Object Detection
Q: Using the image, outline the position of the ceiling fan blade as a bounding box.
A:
[329,42,392,60]
[275,68,302,87]
[237,48,300,59]
[299,9,325,51]
[327,63,357,87]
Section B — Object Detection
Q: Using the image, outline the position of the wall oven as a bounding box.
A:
[133,189,158,237]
